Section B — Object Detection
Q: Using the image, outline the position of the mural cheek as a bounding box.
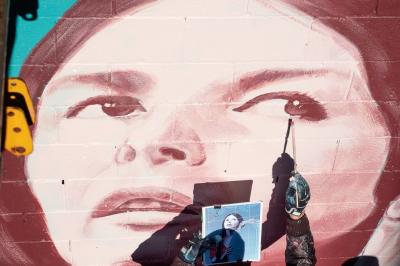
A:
[58,118,127,145]
[69,238,142,266]
[295,140,337,174]
[27,117,128,186]
[55,118,127,178]
[227,141,279,177]
[333,138,389,172]
[308,203,375,236]
[27,144,115,183]
[47,214,141,265]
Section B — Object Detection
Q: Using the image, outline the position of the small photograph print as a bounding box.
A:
[202,202,263,265]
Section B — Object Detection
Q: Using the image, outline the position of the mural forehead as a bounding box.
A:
[62,0,358,66]
[2,0,400,265]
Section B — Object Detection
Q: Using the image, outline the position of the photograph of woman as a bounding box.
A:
[204,213,246,265]
[1,0,399,265]
[201,202,262,265]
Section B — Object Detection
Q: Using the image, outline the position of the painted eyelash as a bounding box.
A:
[233,91,327,121]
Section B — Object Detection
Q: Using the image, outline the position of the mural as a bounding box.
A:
[1,0,399,265]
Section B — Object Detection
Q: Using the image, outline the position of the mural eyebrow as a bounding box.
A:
[48,70,155,95]
[228,68,331,99]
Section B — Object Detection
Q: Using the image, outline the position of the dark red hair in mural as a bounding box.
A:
[1,0,399,265]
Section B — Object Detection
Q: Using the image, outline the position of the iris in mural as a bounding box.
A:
[1,0,399,265]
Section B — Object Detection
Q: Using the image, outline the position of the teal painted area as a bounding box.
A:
[8,1,76,76]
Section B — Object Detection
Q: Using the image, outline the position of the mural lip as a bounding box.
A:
[90,186,192,219]
[121,212,200,232]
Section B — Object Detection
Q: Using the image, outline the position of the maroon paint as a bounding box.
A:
[233,91,328,121]
[65,95,146,118]
[0,0,398,265]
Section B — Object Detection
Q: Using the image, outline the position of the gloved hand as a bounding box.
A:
[178,230,205,264]
[285,171,311,217]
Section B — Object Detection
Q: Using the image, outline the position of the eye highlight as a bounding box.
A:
[66,95,147,119]
[233,92,327,121]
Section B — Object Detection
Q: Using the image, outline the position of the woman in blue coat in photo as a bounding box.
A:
[204,213,245,265]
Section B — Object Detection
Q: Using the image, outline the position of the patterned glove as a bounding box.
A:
[178,231,205,264]
[285,172,311,217]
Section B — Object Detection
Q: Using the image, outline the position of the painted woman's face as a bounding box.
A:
[224,215,241,230]
[26,0,389,265]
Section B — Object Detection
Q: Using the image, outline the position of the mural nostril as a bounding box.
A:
[115,144,136,164]
[159,147,186,161]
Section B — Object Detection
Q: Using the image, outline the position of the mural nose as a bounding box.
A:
[146,143,206,166]
[115,144,136,164]
[159,147,186,161]
[145,117,207,166]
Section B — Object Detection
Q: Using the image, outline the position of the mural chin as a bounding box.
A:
[14,0,396,265]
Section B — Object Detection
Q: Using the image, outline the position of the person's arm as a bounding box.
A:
[171,256,192,266]
[285,213,316,266]
[285,172,316,266]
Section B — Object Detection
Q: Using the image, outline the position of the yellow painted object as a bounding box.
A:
[4,78,35,156]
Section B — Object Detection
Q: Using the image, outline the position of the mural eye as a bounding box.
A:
[101,96,146,117]
[232,92,327,121]
[66,95,147,119]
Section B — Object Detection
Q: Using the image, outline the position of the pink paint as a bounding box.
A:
[0,0,398,265]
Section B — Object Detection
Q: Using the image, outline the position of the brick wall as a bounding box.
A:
[2,1,399,265]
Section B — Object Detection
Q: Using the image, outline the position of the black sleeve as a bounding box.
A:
[285,214,317,266]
